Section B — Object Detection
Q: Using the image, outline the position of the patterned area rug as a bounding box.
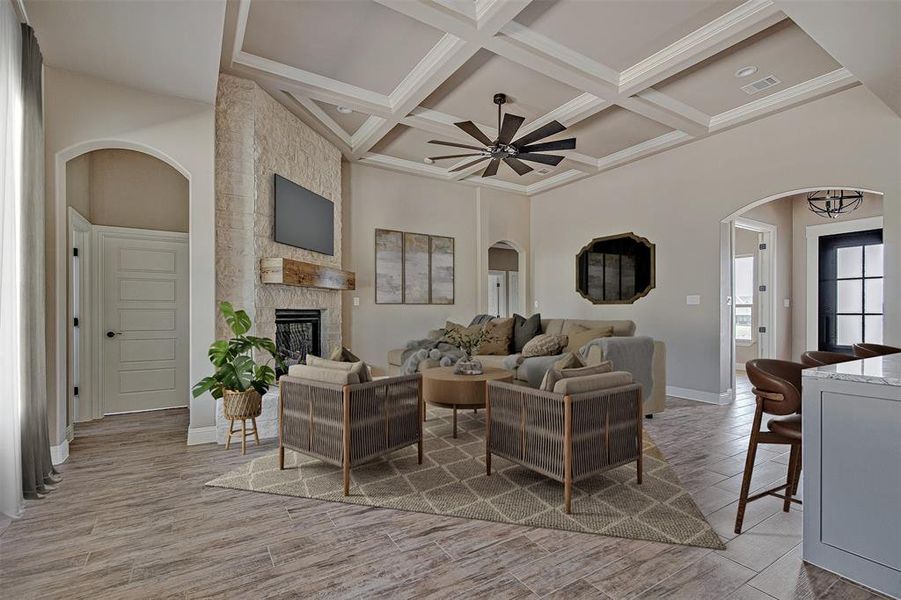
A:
[207,407,725,549]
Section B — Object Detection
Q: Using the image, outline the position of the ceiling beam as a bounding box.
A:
[618,0,785,96]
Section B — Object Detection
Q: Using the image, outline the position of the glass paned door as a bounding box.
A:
[818,229,883,351]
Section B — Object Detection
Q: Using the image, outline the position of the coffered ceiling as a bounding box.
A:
[220,0,860,195]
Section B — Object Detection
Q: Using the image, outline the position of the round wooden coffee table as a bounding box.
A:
[421,366,514,438]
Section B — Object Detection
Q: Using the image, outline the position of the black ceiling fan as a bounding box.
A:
[425,93,575,178]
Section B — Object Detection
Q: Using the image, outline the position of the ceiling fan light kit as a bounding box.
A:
[425,93,576,178]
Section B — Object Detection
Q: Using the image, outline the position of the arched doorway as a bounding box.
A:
[719,186,885,397]
[487,240,525,317]
[58,143,192,443]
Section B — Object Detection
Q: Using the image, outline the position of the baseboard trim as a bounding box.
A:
[50,440,69,465]
[667,386,733,405]
[187,425,219,446]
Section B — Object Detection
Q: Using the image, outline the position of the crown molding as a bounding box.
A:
[290,95,353,147]
[525,169,584,195]
[498,20,620,87]
[463,174,529,194]
[233,51,392,115]
[388,34,468,111]
[618,0,785,95]
[709,68,858,131]
[635,88,711,129]
[596,130,692,172]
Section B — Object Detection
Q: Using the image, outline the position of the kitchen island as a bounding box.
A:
[802,354,901,599]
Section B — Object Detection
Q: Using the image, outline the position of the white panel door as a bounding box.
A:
[100,231,188,414]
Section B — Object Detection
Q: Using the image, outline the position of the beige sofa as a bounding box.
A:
[387,318,666,416]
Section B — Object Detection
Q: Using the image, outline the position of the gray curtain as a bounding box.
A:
[20,24,58,499]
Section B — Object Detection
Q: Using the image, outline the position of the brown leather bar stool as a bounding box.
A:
[800,350,857,367]
[735,359,803,534]
[852,343,901,358]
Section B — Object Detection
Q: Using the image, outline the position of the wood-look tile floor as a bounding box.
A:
[0,373,888,599]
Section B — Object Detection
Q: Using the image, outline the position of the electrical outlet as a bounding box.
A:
[534,300,539,309]
[784,298,791,308]
[686,295,701,305]
[353,297,360,306]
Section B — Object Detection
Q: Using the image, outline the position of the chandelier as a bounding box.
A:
[807,189,864,219]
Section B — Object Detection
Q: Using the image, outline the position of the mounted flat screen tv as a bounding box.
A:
[274,174,334,256]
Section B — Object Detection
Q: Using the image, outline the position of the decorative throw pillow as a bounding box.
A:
[521,333,568,358]
[512,313,541,353]
[565,325,615,353]
[475,318,514,355]
[329,346,361,363]
[442,321,482,343]
[554,352,585,370]
[306,354,371,383]
[540,360,614,392]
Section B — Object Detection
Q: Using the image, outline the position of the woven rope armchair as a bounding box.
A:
[486,381,643,514]
[278,373,423,495]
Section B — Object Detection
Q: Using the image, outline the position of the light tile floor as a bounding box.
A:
[0,373,889,598]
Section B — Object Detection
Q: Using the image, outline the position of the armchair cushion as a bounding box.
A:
[287,364,360,385]
[540,359,613,392]
[552,371,633,395]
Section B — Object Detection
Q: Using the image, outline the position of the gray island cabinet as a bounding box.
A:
[802,355,901,599]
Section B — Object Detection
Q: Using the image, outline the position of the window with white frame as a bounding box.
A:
[734,255,755,344]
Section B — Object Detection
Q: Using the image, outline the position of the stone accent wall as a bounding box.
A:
[215,74,342,355]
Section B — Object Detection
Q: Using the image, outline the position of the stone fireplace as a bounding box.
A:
[214,74,344,445]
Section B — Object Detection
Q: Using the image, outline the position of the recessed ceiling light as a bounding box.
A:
[735,66,758,78]
[336,105,353,114]
[423,157,434,165]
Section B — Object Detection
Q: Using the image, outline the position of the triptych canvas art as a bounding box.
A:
[375,228,454,304]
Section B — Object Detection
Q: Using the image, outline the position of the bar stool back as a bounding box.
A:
[735,359,803,534]
[852,343,901,358]
[800,351,856,367]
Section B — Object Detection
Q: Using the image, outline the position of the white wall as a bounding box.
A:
[44,67,217,445]
[342,164,530,372]
[530,85,901,396]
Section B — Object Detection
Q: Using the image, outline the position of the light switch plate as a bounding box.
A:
[534,300,539,309]
[784,298,791,308]
[686,295,701,305]
[353,297,360,306]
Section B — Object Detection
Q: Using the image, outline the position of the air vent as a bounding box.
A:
[741,75,781,95]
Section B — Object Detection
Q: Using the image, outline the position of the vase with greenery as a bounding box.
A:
[443,326,495,375]
[192,302,283,422]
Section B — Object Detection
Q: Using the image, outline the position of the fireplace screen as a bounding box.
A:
[274,309,322,376]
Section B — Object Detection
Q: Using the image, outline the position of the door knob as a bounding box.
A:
[106,331,123,338]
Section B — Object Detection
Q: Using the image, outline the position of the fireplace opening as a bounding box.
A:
[274,309,322,376]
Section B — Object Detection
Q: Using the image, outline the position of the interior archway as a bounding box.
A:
[55,141,194,444]
[487,239,526,318]
[719,186,886,399]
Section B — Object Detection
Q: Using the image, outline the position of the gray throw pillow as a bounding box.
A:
[512,313,541,353]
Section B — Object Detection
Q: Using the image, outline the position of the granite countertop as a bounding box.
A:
[802,353,901,387]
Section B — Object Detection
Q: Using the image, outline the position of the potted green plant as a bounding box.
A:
[443,326,496,375]
[192,302,283,432]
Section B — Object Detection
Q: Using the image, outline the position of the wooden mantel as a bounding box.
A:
[260,258,355,291]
